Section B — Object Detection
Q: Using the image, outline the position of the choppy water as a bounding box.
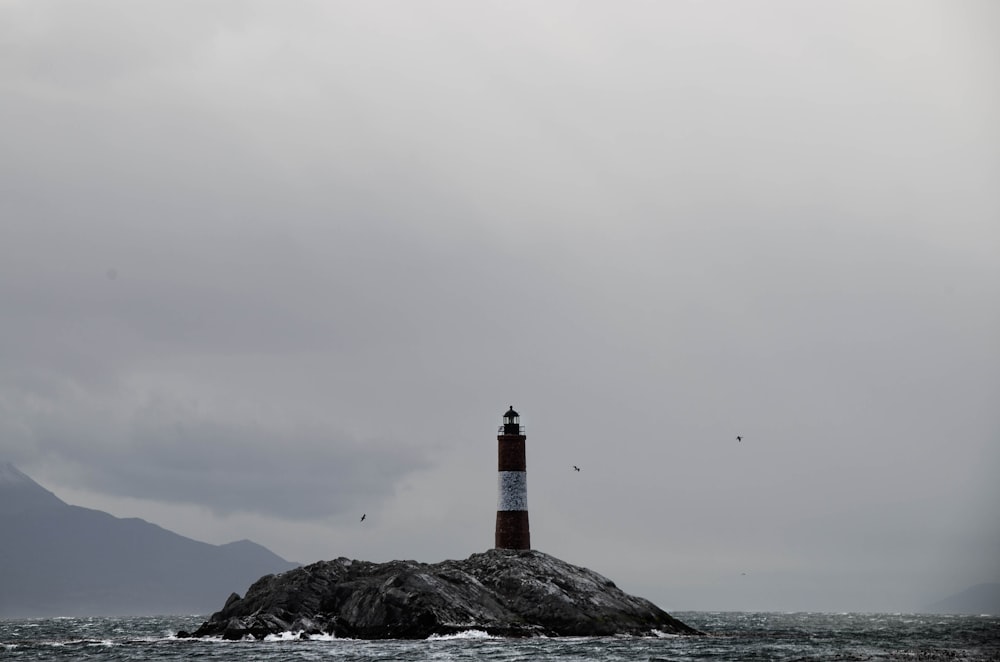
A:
[1,612,997,661]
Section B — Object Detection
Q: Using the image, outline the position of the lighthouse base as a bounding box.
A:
[495,511,530,550]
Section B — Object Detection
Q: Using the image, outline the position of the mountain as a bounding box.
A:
[920,583,1000,615]
[0,462,299,618]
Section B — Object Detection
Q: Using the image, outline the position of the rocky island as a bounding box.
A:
[181,549,702,639]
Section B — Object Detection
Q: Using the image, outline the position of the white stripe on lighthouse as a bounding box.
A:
[497,471,528,511]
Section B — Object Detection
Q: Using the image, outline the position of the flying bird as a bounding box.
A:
[360,513,366,522]
[573,465,580,472]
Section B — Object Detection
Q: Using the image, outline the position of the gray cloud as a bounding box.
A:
[2,0,998,612]
[3,381,431,519]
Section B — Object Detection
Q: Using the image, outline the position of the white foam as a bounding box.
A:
[262,631,300,642]
[427,629,494,640]
[301,633,339,641]
[262,631,339,642]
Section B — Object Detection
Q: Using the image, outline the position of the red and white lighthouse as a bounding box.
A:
[495,405,530,550]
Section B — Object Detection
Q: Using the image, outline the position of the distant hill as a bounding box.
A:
[920,583,1000,615]
[0,462,299,618]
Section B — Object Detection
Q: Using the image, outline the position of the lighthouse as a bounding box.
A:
[495,405,530,550]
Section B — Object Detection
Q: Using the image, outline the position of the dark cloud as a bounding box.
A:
[9,387,430,519]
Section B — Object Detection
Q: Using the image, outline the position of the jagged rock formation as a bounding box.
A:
[182,549,702,639]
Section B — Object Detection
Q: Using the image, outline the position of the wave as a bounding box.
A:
[262,631,339,642]
[426,629,495,641]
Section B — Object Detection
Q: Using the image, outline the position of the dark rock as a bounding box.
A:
[223,592,242,610]
[188,549,702,639]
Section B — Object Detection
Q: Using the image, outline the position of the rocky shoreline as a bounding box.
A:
[180,549,702,640]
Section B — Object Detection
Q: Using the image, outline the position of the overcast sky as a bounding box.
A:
[2,0,998,613]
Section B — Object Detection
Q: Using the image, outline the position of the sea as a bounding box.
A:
[1,612,998,661]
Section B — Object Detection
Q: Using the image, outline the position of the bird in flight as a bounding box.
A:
[736,436,742,442]
[573,465,580,472]
[360,513,366,522]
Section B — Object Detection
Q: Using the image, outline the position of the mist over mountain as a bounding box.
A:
[921,583,1000,616]
[0,463,298,617]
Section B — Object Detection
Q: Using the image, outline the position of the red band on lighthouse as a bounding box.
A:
[495,406,530,550]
